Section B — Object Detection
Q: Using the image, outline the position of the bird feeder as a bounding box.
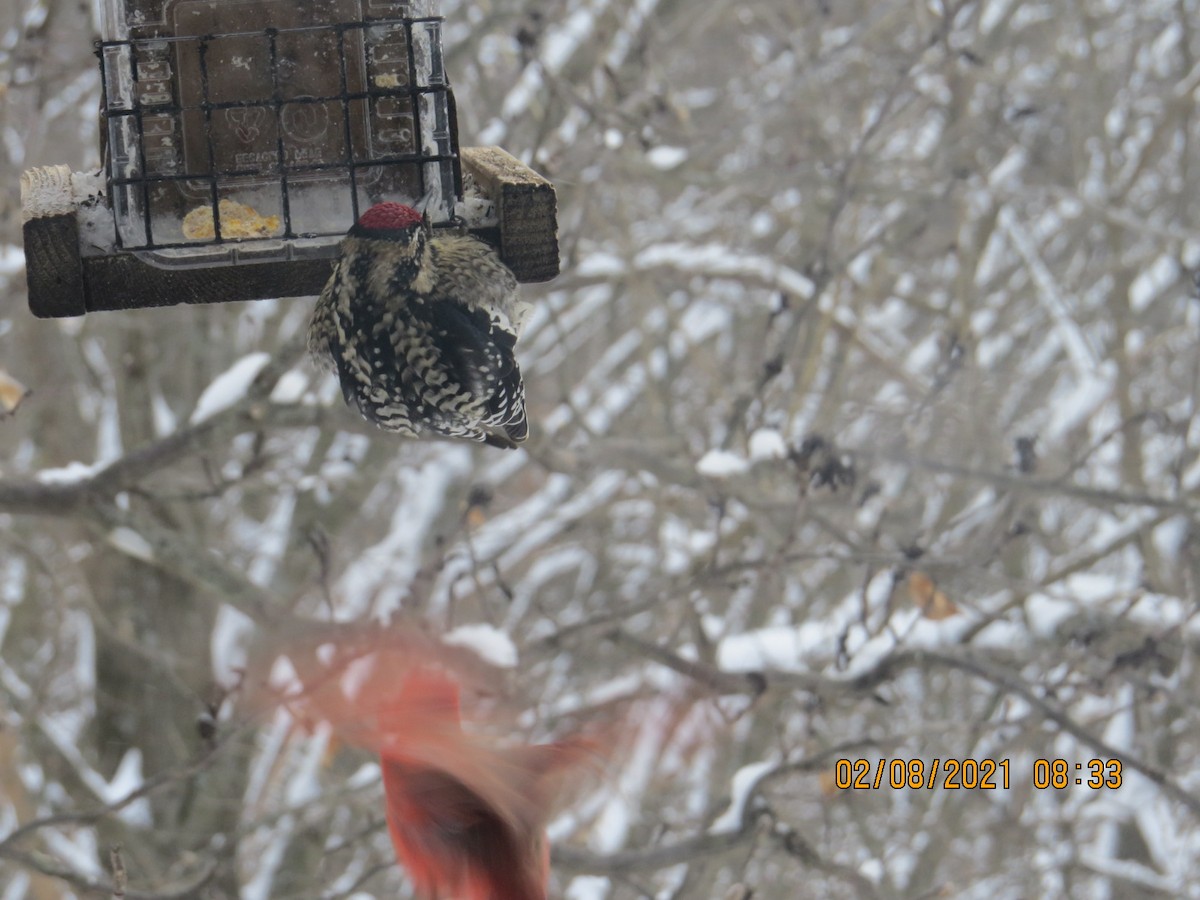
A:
[20,0,558,318]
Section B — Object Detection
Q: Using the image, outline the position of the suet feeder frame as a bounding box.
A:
[20,0,558,319]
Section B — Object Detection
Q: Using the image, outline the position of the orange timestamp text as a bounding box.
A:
[833,758,1124,791]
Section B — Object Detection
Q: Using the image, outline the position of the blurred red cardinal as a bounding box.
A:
[259,631,596,900]
[376,669,592,900]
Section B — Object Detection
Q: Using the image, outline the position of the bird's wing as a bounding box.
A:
[399,298,527,437]
[307,265,342,369]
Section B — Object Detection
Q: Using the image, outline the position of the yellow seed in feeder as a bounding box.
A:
[182,199,281,240]
[0,369,29,417]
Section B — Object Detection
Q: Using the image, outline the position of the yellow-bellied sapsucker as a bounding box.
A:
[308,203,529,448]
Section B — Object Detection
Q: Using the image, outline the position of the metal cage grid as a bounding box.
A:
[97,14,462,257]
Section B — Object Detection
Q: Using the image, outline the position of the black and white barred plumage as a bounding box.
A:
[308,203,529,448]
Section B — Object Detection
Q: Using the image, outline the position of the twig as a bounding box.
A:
[608,628,768,695]
[87,501,277,623]
[553,740,882,896]
[0,731,234,855]
[553,820,761,874]
[0,336,308,517]
[609,628,1200,819]
[0,846,216,900]
[857,447,1195,513]
[914,650,1200,818]
[110,846,126,900]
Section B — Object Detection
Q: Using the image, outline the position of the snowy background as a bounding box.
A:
[4,0,1200,898]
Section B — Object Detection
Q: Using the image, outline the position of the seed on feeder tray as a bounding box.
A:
[373,73,403,88]
[0,369,29,418]
[182,199,282,241]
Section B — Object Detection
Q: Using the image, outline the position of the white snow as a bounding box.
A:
[0,557,25,637]
[242,709,293,814]
[592,709,661,851]
[36,460,104,484]
[336,447,474,619]
[859,857,885,884]
[1128,253,1179,312]
[565,877,611,900]
[505,546,598,630]
[709,759,778,833]
[0,244,24,277]
[242,815,293,900]
[987,146,1027,189]
[495,2,603,136]
[541,673,646,719]
[646,146,688,170]
[605,0,663,70]
[659,516,717,575]
[211,604,255,686]
[247,473,306,587]
[575,251,626,278]
[747,428,787,461]
[150,391,177,436]
[462,472,625,589]
[1,873,31,900]
[454,171,499,228]
[696,449,750,478]
[443,623,519,669]
[106,526,155,562]
[266,654,302,695]
[106,748,152,826]
[41,826,102,879]
[80,337,123,464]
[268,369,309,404]
[1040,363,1116,444]
[1152,516,1188,563]
[346,761,381,791]
[997,205,1101,379]
[70,168,105,205]
[718,625,809,671]
[189,352,271,424]
[635,242,815,299]
[21,3,47,35]
[35,716,151,826]
[285,723,330,806]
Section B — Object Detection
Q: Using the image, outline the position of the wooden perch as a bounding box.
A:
[20,148,560,319]
[459,146,560,285]
[21,165,87,318]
